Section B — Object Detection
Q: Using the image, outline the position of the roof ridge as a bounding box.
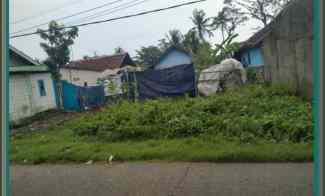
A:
[69,52,128,63]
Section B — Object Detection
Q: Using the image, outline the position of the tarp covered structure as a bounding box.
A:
[135,64,196,100]
[61,81,105,111]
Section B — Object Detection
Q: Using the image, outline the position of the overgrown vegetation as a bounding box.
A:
[70,85,312,143]
[11,84,312,164]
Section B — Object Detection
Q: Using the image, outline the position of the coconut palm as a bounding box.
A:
[190,9,213,42]
[183,29,201,54]
[165,29,184,48]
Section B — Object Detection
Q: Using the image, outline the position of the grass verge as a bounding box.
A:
[11,128,312,164]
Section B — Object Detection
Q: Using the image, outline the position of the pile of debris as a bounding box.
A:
[198,58,247,96]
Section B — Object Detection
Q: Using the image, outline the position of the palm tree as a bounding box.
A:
[212,7,247,41]
[190,9,213,42]
[166,29,184,48]
[183,29,201,54]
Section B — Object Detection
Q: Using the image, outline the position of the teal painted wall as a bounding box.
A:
[240,48,264,67]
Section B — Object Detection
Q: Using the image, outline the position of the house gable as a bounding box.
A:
[10,45,39,66]
[154,47,192,70]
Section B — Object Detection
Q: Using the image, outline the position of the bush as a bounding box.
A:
[69,85,312,143]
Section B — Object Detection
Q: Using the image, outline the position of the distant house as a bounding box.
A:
[234,26,269,68]
[135,46,196,100]
[60,53,136,86]
[9,46,57,122]
[152,46,192,70]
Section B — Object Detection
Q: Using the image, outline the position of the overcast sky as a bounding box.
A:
[10,0,260,61]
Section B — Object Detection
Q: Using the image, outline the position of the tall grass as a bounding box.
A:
[70,84,312,143]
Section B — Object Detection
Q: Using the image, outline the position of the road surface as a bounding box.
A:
[11,162,312,196]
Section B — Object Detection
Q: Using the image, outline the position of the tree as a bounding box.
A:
[214,34,240,63]
[211,6,248,41]
[183,29,201,54]
[135,46,163,69]
[37,21,78,80]
[224,0,291,27]
[193,42,217,71]
[37,20,78,108]
[165,29,184,48]
[114,47,125,54]
[190,9,213,42]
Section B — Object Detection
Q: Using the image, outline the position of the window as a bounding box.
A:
[38,80,46,96]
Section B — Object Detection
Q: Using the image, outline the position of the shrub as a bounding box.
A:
[70,85,312,143]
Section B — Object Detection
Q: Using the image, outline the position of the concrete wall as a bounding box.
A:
[9,73,57,122]
[261,0,312,99]
[60,68,102,86]
[155,50,192,70]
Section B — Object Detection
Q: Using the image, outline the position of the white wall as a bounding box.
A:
[9,72,57,122]
[60,68,102,86]
[155,50,192,70]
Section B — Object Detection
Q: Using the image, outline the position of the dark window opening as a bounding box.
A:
[38,80,46,97]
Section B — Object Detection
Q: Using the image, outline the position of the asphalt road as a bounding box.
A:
[11,162,312,196]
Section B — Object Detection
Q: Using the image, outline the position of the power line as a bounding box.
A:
[11,0,125,35]
[10,0,208,39]
[65,0,151,26]
[11,0,81,25]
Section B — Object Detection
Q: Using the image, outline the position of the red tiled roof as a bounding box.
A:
[62,53,135,72]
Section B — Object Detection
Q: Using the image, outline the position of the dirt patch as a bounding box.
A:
[11,110,80,134]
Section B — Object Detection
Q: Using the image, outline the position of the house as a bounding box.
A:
[9,46,57,122]
[152,46,192,70]
[234,27,269,68]
[60,53,136,87]
[234,0,312,98]
[135,46,196,100]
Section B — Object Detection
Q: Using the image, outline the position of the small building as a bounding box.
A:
[9,46,57,122]
[234,0,312,99]
[136,46,196,100]
[152,46,192,70]
[60,53,136,86]
[234,28,268,68]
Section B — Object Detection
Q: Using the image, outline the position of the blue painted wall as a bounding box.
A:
[155,49,192,70]
[240,47,264,68]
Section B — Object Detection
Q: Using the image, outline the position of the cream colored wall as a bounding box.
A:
[9,73,57,122]
[60,68,102,86]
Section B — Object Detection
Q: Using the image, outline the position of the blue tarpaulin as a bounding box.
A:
[61,81,105,111]
[135,64,196,100]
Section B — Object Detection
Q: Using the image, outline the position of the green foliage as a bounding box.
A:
[190,9,213,41]
[215,34,240,63]
[37,20,78,80]
[211,6,248,41]
[165,29,185,48]
[11,130,312,164]
[114,47,125,54]
[193,42,217,71]
[135,46,163,69]
[70,85,312,143]
[224,0,290,27]
[183,29,201,54]
[246,68,258,82]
